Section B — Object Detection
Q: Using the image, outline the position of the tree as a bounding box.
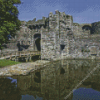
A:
[0,0,21,50]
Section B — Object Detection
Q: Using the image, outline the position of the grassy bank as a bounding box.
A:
[0,59,21,68]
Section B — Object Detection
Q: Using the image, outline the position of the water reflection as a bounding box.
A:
[6,77,17,87]
[34,72,41,83]
[0,60,99,100]
[72,62,100,100]
[73,88,100,100]
[60,67,65,74]
[0,77,21,100]
[21,95,43,100]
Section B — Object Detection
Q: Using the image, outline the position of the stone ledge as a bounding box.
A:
[0,56,99,76]
[0,60,50,76]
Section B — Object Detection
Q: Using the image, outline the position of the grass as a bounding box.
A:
[0,59,21,68]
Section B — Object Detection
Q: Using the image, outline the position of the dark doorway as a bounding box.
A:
[34,34,41,51]
[60,45,65,51]
[82,25,92,34]
[34,34,41,39]
[35,38,41,51]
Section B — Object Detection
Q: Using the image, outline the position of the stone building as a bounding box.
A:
[3,10,100,60]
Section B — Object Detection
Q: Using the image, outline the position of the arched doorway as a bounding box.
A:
[35,38,41,51]
[33,34,41,51]
[82,25,92,35]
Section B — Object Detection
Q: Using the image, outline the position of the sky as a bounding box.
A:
[16,0,100,24]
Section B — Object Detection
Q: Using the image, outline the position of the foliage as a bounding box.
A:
[0,0,21,50]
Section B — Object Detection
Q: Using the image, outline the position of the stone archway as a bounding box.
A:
[35,38,41,51]
[82,25,92,35]
[33,34,41,51]
[34,34,41,39]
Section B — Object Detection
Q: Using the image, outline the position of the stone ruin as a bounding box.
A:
[2,10,100,60]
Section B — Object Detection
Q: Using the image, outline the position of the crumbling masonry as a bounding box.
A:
[4,10,100,60]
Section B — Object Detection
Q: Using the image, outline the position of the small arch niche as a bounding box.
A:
[82,25,92,34]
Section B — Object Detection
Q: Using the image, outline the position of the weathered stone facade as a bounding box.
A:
[40,10,100,60]
[3,10,100,60]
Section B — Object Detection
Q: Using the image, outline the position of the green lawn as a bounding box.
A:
[0,59,21,68]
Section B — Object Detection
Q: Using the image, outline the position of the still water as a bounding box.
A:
[0,60,100,100]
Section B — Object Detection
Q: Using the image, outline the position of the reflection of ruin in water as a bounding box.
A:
[0,60,100,100]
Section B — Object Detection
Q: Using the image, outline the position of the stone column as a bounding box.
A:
[41,29,42,60]
[29,52,32,61]
[30,29,34,51]
[34,42,36,51]
[54,32,56,59]
[31,33,34,46]
[67,39,69,57]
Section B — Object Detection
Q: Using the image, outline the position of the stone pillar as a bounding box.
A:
[41,29,42,60]
[34,43,36,51]
[54,32,56,58]
[29,29,34,51]
[67,39,69,57]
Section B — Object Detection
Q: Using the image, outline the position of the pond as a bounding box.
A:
[0,60,100,100]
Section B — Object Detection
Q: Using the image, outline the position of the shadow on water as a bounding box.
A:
[60,67,65,74]
[34,72,41,83]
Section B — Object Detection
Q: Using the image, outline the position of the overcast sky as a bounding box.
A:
[16,0,100,24]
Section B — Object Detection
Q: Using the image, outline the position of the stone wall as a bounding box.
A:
[2,10,100,59]
[91,21,100,34]
[41,31,58,60]
[74,38,100,57]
